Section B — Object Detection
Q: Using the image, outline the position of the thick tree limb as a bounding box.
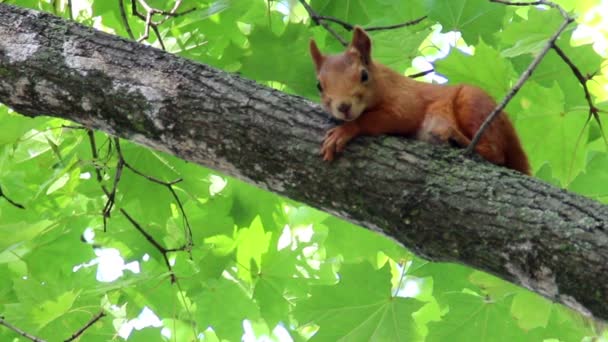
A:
[0,4,607,320]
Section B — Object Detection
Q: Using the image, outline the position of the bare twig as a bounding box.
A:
[465,0,574,155]
[137,11,153,42]
[102,139,124,232]
[365,16,427,31]
[408,69,434,79]
[120,208,187,282]
[114,138,192,246]
[552,43,605,141]
[87,129,110,197]
[298,0,426,46]
[0,185,24,209]
[314,14,428,32]
[118,0,135,40]
[490,0,570,17]
[63,311,106,342]
[0,316,45,342]
[298,0,348,46]
[131,0,195,44]
[151,25,166,50]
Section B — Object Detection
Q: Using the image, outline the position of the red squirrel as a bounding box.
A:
[310,27,530,175]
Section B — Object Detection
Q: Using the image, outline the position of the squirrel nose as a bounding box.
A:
[338,102,351,114]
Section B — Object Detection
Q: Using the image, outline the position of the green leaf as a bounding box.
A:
[510,290,552,331]
[568,151,608,202]
[427,293,530,341]
[236,215,272,283]
[31,291,79,330]
[0,106,48,146]
[370,26,432,72]
[239,22,317,97]
[193,278,261,341]
[252,244,306,327]
[295,263,423,341]
[468,271,519,299]
[46,173,70,195]
[323,217,410,265]
[499,8,564,58]
[409,262,478,304]
[526,304,595,341]
[512,82,588,183]
[435,39,515,100]
[423,0,506,44]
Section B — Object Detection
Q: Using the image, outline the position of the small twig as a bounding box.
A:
[365,16,427,31]
[151,25,166,50]
[114,139,192,246]
[298,0,425,46]
[0,316,46,342]
[118,0,135,40]
[113,139,181,186]
[101,139,124,232]
[137,11,153,43]
[63,311,106,342]
[298,0,347,46]
[552,44,604,139]
[465,0,574,155]
[120,209,186,282]
[132,0,195,44]
[314,15,427,32]
[490,0,569,16]
[408,69,434,79]
[131,0,146,20]
[0,185,24,209]
[309,14,427,31]
[121,209,169,258]
[87,129,110,197]
[167,186,193,246]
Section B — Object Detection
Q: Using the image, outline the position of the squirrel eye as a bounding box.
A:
[316,81,323,92]
[361,69,369,83]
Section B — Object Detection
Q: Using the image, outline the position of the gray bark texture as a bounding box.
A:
[0,4,607,320]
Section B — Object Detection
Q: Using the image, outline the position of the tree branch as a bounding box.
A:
[0,316,45,342]
[63,311,106,342]
[0,4,607,320]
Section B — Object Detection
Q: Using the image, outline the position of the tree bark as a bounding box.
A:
[1,4,607,320]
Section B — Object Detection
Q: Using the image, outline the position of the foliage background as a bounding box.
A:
[0,0,607,340]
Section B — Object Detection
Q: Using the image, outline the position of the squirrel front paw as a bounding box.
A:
[320,124,359,161]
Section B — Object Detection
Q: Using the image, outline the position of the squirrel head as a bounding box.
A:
[310,27,376,122]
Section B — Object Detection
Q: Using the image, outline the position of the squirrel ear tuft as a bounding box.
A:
[309,39,324,72]
[351,26,371,65]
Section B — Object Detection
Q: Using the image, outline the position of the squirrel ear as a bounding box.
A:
[309,39,324,72]
[351,26,371,65]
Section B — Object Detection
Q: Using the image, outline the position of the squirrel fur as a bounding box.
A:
[310,27,530,175]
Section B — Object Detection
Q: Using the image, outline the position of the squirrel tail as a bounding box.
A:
[504,125,531,175]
